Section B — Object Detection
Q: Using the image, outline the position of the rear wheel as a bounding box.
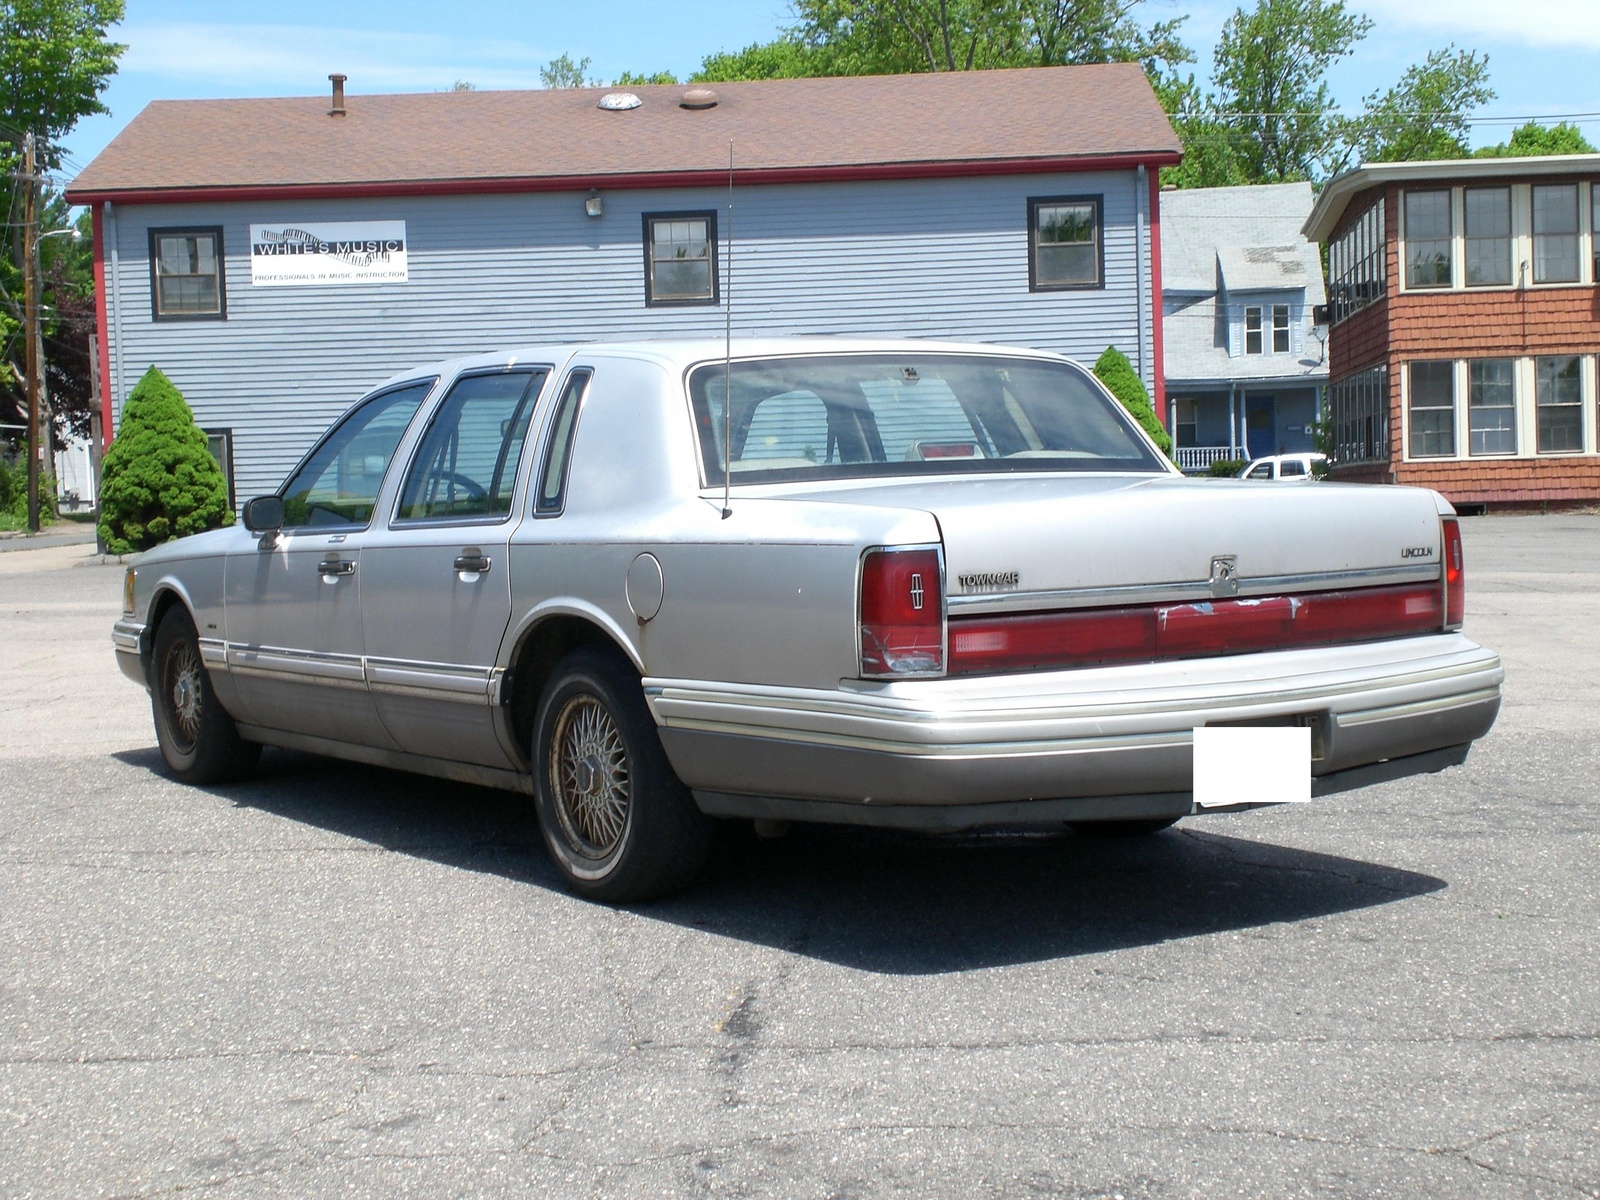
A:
[532,646,711,902]
[150,608,261,785]
[1067,817,1180,837]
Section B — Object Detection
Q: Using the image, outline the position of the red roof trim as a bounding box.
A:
[67,152,1183,207]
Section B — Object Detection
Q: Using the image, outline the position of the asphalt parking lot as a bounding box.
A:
[1,514,1596,1199]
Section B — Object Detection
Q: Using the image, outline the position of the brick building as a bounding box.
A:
[1303,155,1600,508]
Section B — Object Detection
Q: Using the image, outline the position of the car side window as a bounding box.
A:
[396,369,546,522]
[1279,459,1307,477]
[1247,463,1273,479]
[280,380,434,528]
[535,369,592,516]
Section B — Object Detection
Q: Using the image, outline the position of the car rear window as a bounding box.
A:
[688,354,1165,484]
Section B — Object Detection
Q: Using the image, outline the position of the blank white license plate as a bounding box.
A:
[1193,726,1311,808]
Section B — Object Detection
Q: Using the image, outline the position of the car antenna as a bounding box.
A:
[721,140,734,520]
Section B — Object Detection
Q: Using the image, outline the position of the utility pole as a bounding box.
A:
[22,132,40,533]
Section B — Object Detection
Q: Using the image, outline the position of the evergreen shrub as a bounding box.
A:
[98,367,231,555]
[1209,458,1249,477]
[1092,346,1173,457]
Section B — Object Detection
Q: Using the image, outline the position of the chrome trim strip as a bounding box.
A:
[111,619,143,652]
[947,563,1441,613]
[226,645,367,685]
[198,637,227,669]
[661,718,1185,759]
[365,657,493,701]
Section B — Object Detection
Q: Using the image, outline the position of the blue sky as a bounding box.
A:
[55,0,1600,181]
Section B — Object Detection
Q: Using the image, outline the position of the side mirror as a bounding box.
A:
[242,496,284,535]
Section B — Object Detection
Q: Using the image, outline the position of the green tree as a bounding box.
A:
[1156,71,1250,189]
[97,367,231,554]
[1092,345,1171,456]
[1337,47,1494,169]
[614,69,680,86]
[539,53,596,88]
[1475,120,1597,158]
[1210,0,1372,183]
[695,37,825,81]
[0,0,125,160]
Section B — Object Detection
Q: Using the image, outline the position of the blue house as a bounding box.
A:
[1160,183,1328,472]
[68,66,1180,501]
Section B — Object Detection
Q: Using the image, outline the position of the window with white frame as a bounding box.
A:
[1329,365,1387,464]
[1407,361,1455,458]
[1464,187,1512,287]
[1468,359,1517,456]
[1244,306,1263,354]
[1536,356,1583,452]
[1272,304,1290,353]
[1328,200,1384,324]
[1532,184,1580,284]
[1404,190,1453,289]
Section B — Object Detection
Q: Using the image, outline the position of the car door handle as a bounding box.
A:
[317,558,356,577]
[453,553,492,574]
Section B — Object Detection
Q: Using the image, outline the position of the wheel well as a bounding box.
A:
[507,616,635,750]
[142,588,189,675]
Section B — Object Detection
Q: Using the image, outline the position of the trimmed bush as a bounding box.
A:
[0,455,58,527]
[1208,458,1248,477]
[1092,346,1173,457]
[98,367,231,555]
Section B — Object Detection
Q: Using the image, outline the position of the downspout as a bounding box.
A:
[1228,383,1237,458]
[91,204,114,448]
[1135,164,1148,393]
[1147,166,1166,431]
[105,203,124,435]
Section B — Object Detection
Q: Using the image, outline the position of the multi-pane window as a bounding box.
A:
[1029,196,1101,289]
[1272,304,1291,353]
[1464,188,1512,287]
[1404,191,1453,289]
[1329,365,1387,464]
[1328,200,1384,323]
[1244,306,1263,354]
[1532,184,1580,284]
[1467,359,1516,456]
[1593,186,1600,283]
[150,227,225,318]
[1407,361,1455,458]
[644,212,718,305]
[1176,398,1197,447]
[1536,356,1583,453]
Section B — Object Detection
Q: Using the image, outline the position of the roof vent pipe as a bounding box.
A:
[329,74,348,117]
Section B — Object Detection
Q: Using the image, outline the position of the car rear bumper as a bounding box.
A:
[646,633,1502,820]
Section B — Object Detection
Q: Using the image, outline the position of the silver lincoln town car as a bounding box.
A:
[114,338,1503,901]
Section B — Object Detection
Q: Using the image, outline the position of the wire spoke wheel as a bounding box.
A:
[549,693,631,860]
[161,637,205,753]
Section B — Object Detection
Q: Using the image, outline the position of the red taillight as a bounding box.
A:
[1442,517,1464,630]
[948,584,1444,676]
[860,547,944,676]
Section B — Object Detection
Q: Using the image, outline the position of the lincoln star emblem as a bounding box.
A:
[1209,555,1240,598]
[909,573,925,610]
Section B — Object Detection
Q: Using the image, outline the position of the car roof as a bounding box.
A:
[370,336,1085,391]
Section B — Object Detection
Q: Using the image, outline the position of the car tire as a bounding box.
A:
[532,645,711,903]
[150,607,261,785]
[1067,817,1180,837]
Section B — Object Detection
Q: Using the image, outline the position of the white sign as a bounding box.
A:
[249,221,408,286]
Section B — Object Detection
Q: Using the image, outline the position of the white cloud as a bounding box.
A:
[121,22,553,92]
[1353,0,1600,51]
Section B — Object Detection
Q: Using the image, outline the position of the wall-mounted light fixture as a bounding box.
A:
[584,190,604,219]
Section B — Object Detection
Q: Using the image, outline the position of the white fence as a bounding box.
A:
[1174,446,1242,473]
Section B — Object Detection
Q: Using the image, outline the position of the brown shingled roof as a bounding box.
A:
[68,64,1179,203]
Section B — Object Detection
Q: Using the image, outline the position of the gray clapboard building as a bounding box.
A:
[68,66,1180,501]
[1160,182,1329,472]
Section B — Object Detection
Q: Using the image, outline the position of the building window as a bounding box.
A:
[204,429,235,510]
[643,211,718,306]
[1532,184,1580,284]
[1176,398,1197,447]
[1536,356,1583,453]
[1272,304,1291,353]
[1593,185,1600,283]
[1328,199,1384,324]
[1329,365,1387,465]
[1464,187,1512,287]
[1028,196,1102,290]
[150,227,225,319]
[1406,362,1455,458]
[1404,191,1453,289]
[1244,306,1263,354]
[1467,359,1516,455]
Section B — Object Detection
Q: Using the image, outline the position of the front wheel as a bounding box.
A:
[532,646,711,902]
[150,608,261,785]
